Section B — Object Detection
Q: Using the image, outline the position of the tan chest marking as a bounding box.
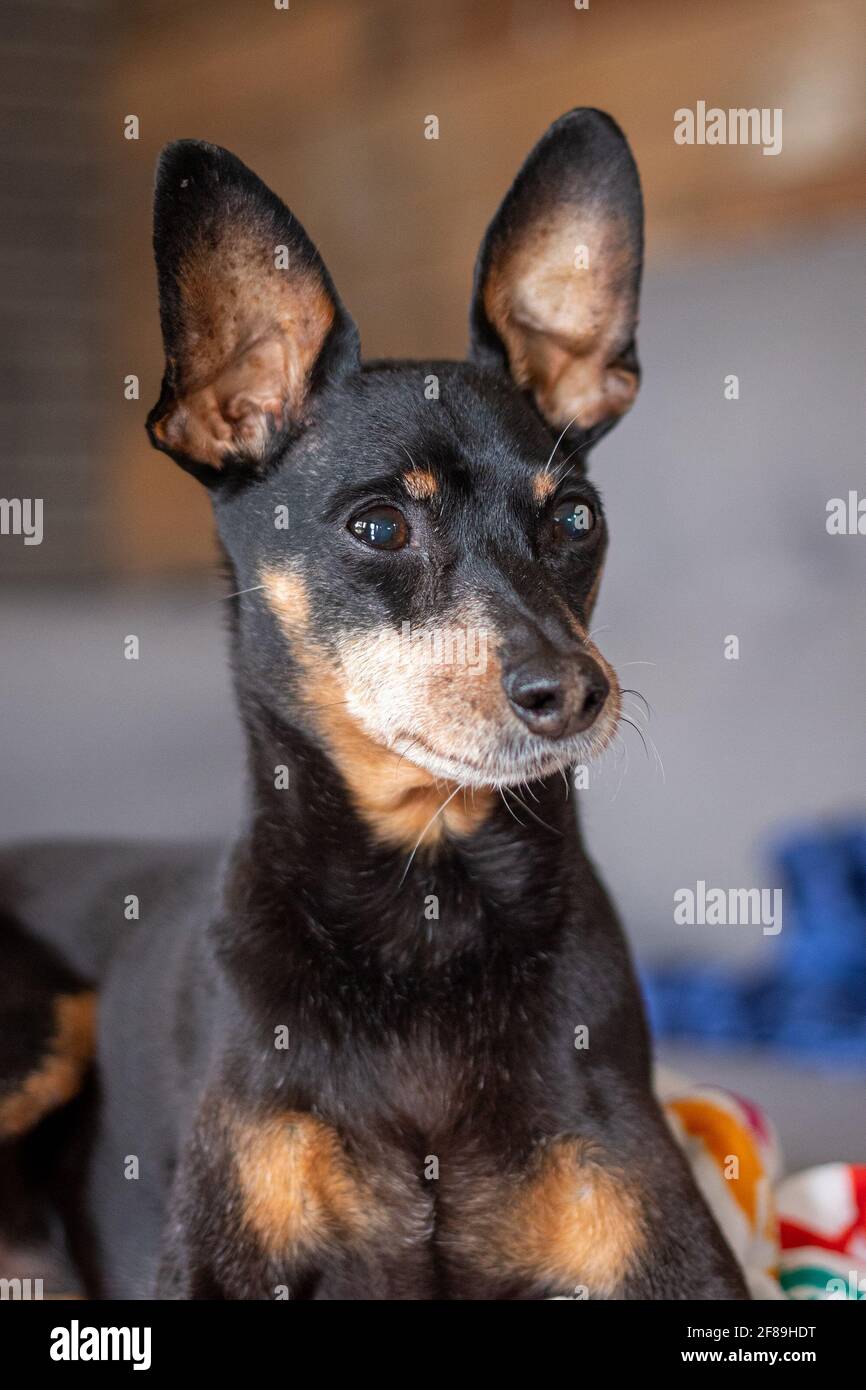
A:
[0,991,97,1139]
[467,1139,644,1296]
[232,1111,377,1259]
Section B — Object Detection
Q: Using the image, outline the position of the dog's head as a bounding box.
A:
[147,110,643,839]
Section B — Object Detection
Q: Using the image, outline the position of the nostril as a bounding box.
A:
[506,667,567,736]
[520,682,561,715]
[581,682,606,720]
[577,670,610,727]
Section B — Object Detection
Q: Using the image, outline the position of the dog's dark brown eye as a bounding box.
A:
[349,505,409,551]
[552,497,596,542]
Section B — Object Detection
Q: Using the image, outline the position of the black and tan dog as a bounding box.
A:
[0,110,748,1299]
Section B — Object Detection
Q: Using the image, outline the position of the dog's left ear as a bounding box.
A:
[469,109,643,443]
[147,140,359,484]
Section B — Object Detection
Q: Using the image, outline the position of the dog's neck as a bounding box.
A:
[226,682,581,967]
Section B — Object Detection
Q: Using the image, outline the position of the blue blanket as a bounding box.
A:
[641,821,866,1063]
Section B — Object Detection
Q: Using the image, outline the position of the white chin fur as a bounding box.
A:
[344,689,620,790]
[391,720,616,791]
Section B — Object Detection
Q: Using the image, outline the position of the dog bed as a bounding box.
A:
[657,1067,866,1299]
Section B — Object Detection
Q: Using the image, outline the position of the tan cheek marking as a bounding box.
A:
[304,663,495,851]
[402,469,438,501]
[261,567,311,634]
[532,471,557,504]
[260,572,497,850]
[486,1140,644,1296]
[484,209,638,431]
[233,1111,375,1259]
[0,992,97,1139]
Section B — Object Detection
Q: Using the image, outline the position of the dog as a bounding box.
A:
[0,109,748,1299]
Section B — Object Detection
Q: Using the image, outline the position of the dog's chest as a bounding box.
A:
[221,941,641,1296]
[226,1103,642,1299]
[225,1036,642,1301]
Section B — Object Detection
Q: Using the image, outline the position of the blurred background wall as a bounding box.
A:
[2,0,865,996]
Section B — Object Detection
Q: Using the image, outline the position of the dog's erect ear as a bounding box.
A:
[146,141,359,483]
[469,109,643,444]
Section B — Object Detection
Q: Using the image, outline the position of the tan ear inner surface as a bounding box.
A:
[153,223,335,467]
[483,209,638,431]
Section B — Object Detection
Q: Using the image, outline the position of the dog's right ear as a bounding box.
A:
[146,141,359,485]
[469,109,643,447]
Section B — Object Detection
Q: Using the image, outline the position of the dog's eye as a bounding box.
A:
[348,505,409,551]
[552,497,596,542]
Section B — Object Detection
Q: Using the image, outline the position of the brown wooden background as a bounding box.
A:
[4,0,865,575]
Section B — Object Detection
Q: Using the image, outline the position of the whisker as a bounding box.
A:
[215,584,266,602]
[520,777,540,804]
[551,445,582,477]
[498,785,526,827]
[621,702,649,732]
[544,415,580,472]
[621,687,652,720]
[400,783,464,886]
[611,730,630,802]
[618,691,665,783]
[543,422,611,493]
[504,786,562,837]
[574,423,608,455]
[553,465,577,491]
[619,713,650,761]
[395,738,423,773]
[643,726,666,784]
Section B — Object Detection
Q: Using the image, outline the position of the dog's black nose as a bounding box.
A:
[505,656,609,739]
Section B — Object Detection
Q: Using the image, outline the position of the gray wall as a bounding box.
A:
[583,224,866,963]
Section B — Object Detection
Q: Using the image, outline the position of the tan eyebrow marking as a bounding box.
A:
[532,471,557,504]
[402,469,438,501]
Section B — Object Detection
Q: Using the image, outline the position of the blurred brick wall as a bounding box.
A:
[0,0,112,577]
[4,0,865,576]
